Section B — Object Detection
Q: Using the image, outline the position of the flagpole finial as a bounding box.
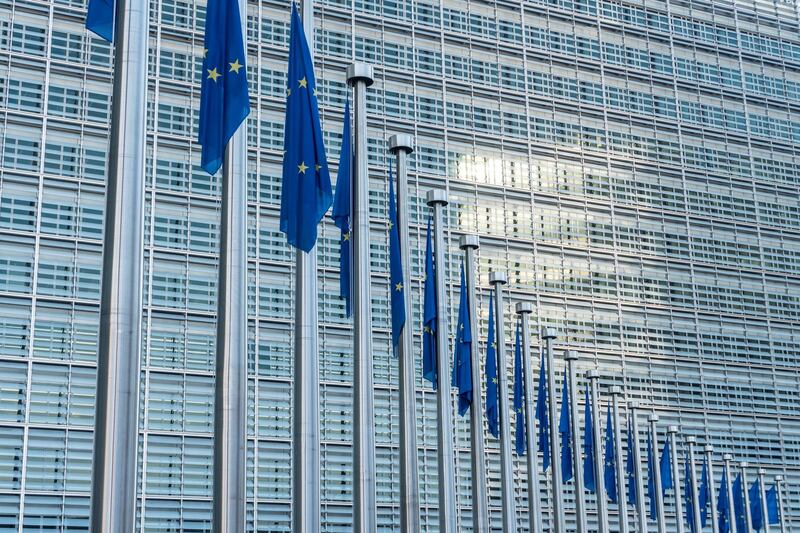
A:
[610,385,623,395]
[723,453,734,461]
[628,399,639,409]
[346,63,374,87]
[586,369,600,380]
[648,413,659,422]
[758,468,766,475]
[668,425,679,434]
[388,134,414,154]
[564,349,578,361]
[515,301,533,314]
[542,326,557,339]
[704,444,713,453]
[775,475,783,482]
[459,234,479,250]
[686,436,697,444]
[489,271,507,285]
[740,461,748,468]
[426,189,448,206]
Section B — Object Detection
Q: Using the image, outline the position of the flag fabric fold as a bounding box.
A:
[452,266,472,416]
[584,386,596,493]
[604,404,618,503]
[733,473,746,533]
[332,100,352,316]
[485,294,499,438]
[718,469,731,533]
[647,432,657,519]
[279,4,331,251]
[86,0,115,42]
[699,458,710,527]
[559,371,574,482]
[766,485,779,525]
[513,323,526,455]
[685,452,696,533]
[388,165,406,346]
[750,480,763,531]
[625,414,636,505]
[660,440,673,491]
[535,355,550,469]
[422,218,437,388]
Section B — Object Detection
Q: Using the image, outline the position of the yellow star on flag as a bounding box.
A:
[395,282,403,292]
[343,232,351,241]
[315,164,321,171]
[298,162,308,174]
[207,67,221,82]
[229,59,243,73]
[298,77,308,88]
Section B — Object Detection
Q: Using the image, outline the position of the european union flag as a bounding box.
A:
[766,485,779,525]
[388,165,406,346]
[280,4,332,251]
[626,415,636,505]
[485,293,499,438]
[199,0,251,175]
[604,404,618,503]
[718,470,731,533]
[559,371,574,482]
[513,323,526,455]
[733,473,746,533]
[331,100,351,316]
[535,355,550,469]
[86,0,114,42]
[661,440,673,491]
[686,453,696,533]
[750,480,763,530]
[452,266,472,416]
[584,387,596,493]
[699,458,710,527]
[422,218,437,388]
[647,432,657,519]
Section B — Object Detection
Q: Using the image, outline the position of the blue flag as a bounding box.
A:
[604,404,617,503]
[280,5,332,251]
[422,219,437,388]
[686,453,696,533]
[699,458,710,527]
[559,371,573,482]
[513,323,526,455]
[766,485,779,524]
[750,480,763,531]
[647,432,657,519]
[718,469,731,533]
[584,387,596,493]
[86,0,114,41]
[535,356,550,469]
[733,474,746,533]
[485,293,499,438]
[199,0,251,176]
[388,165,406,346]
[625,415,636,506]
[331,100,351,316]
[452,266,472,416]
[661,440,673,491]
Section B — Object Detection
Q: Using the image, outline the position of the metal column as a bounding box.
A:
[518,303,543,533]
[544,329,565,533]
[775,475,787,533]
[759,469,771,533]
[741,463,753,533]
[588,370,610,533]
[706,445,720,533]
[565,351,588,533]
[650,415,667,533]
[610,386,630,533]
[388,134,421,533]
[668,427,685,533]
[348,63,377,533]
[628,402,648,533]
[428,190,457,533]
[90,0,149,531]
[462,236,489,533]
[293,1,321,531]
[686,437,703,533]
[490,271,516,533]
[723,454,738,533]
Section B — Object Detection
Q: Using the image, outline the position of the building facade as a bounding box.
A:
[0,0,799,530]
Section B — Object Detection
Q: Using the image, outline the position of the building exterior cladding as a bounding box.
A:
[0,0,799,530]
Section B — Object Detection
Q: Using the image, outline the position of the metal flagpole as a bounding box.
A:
[565,351,588,533]
[544,328,565,533]
[759,469,771,533]
[705,445,720,533]
[518,303,543,533]
[348,63,377,533]
[293,2,321,530]
[489,271,516,533]
[667,426,686,533]
[775,475,787,533]
[388,134,421,533]
[649,415,668,533]
[90,0,148,531]
[428,189,457,533]
[723,454,738,533]
[462,236,489,533]
[588,370,610,533]
[610,387,630,533]
[628,402,648,533]
[686,437,703,533]
[741,463,753,533]
[212,0,249,528]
